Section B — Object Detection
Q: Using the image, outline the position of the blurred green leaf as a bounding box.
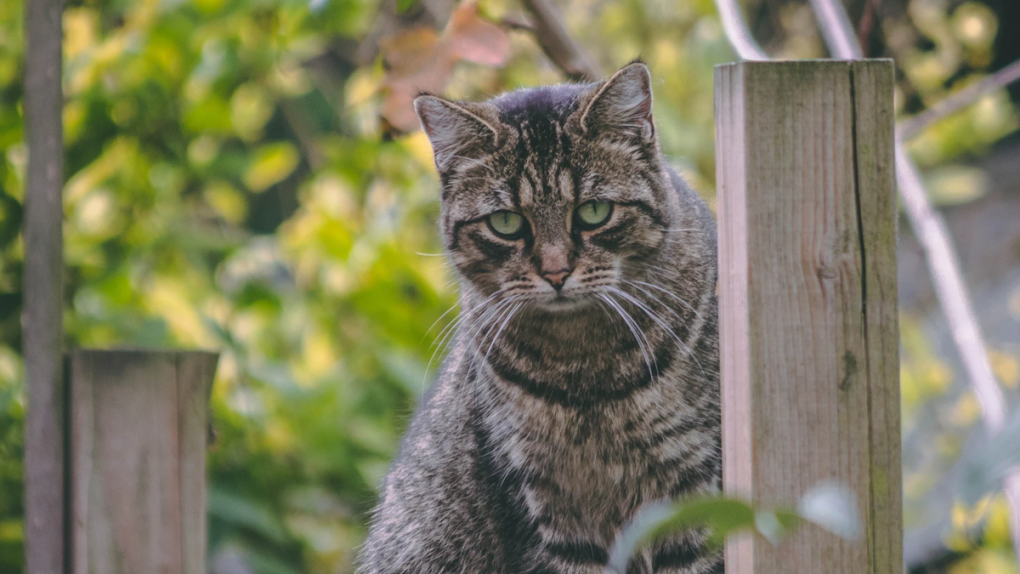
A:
[244,143,301,193]
[608,483,861,573]
[208,487,291,546]
[607,497,755,572]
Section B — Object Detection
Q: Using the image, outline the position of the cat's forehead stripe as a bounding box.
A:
[517,171,534,207]
[508,115,576,207]
[558,168,574,203]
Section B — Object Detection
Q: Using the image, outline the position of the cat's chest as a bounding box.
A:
[482,388,701,531]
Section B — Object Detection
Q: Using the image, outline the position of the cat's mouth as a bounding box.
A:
[533,291,597,312]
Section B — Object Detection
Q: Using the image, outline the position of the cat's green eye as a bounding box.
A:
[575,201,613,228]
[487,210,525,239]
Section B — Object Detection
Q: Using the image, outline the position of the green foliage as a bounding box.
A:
[1,0,1019,571]
[0,351,23,574]
[606,483,860,573]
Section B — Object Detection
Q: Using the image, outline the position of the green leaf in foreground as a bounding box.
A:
[606,498,755,573]
[607,483,861,573]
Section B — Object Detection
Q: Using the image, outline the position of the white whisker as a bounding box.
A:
[630,279,704,321]
[610,286,704,376]
[598,292,656,383]
[482,301,523,366]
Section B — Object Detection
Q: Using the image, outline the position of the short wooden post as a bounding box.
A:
[715,61,901,573]
[69,349,218,574]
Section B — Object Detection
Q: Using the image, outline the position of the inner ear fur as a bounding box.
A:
[577,62,655,142]
[413,95,503,171]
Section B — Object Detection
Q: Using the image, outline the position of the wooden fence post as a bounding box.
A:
[23,0,65,571]
[69,349,218,574]
[715,60,901,573]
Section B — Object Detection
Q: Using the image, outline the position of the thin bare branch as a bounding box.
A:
[281,101,324,170]
[499,14,535,32]
[713,0,769,60]
[808,0,863,59]
[899,58,1020,140]
[518,0,601,81]
[856,0,880,57]
[893,147,1006,431]
[805,0,1020,563]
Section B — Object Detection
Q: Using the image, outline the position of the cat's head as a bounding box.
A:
[415,62,695,313]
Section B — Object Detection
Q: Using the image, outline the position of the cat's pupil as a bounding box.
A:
[488,210,523,237]
[577,200,612,227]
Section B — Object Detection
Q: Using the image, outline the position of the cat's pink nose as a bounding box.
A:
[541,269,571,290]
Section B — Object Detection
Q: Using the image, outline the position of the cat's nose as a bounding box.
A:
[541,269,572,291]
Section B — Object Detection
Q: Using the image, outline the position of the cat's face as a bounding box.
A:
[415,63,676,313]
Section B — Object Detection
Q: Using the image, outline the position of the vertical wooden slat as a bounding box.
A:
[177,353,218,574]
[714,61,755,574]
[715,60,900,573]
[850,60,903,574]
[70,350,218,574]
[23,0,66,572]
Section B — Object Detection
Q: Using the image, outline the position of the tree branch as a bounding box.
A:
[518,0,602,81]
[856,0,880,57]
[500,14,535,33]
[281,101,325,170]
[808,0,863,59]
[899,58,1020,140]
[713,0,769,60]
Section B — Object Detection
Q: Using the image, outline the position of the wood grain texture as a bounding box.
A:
[23,0,66,571]
[715,60,900,573]
[70,350,218,574]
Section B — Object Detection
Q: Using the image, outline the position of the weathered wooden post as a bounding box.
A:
[715,60,901,573]
[22,0,219,571]
[23,0,66,571]
[69,349,218,574]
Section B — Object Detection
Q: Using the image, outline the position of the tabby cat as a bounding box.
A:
[359,62,722,574]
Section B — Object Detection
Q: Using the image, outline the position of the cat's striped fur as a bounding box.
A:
[359,62,722,574]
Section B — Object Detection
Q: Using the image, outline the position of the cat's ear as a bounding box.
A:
[414,95,501,171]
[579,62,655,143]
